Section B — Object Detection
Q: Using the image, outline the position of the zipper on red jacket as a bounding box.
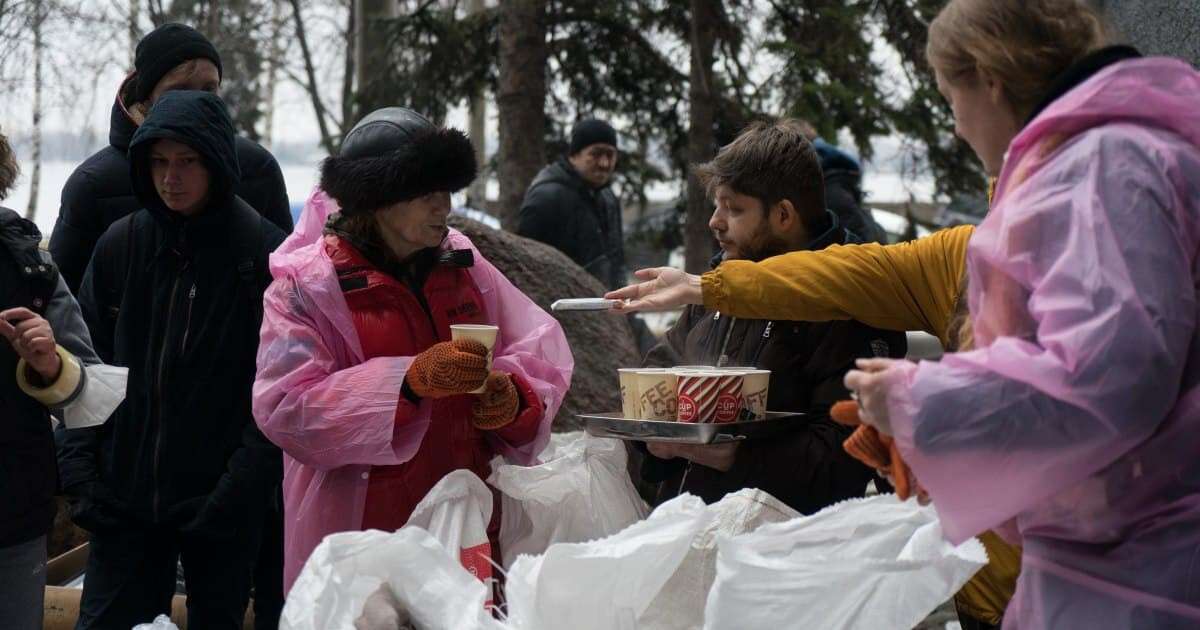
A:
[152,260,186,520]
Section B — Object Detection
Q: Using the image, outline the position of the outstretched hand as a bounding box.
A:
[605,267,703,313]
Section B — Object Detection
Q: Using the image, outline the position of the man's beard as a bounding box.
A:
[734,223,793,262]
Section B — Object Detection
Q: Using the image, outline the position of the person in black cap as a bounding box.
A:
[516,118,626,290]
[59,91,285,630]
[50,22,293,295]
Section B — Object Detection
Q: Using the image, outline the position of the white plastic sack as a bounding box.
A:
[405,470,496,596]
[132,615,179,630]
[282,471,502,630]
[639,488,800,630]
[702,494,988,630]
[281,527,504,630]
[489,433,648,568]
[504,494,712,630]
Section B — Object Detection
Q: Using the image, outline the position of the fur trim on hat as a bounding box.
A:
[320,127,477,214]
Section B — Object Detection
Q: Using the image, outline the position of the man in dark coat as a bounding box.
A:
[58,91,285,630]
[516,119,626,290]
[0,130,103,630]
[633,120,904,514]
[50,22,292,294]
[812,137,889,244]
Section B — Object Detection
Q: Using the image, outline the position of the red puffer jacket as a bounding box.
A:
[323,234,543,536]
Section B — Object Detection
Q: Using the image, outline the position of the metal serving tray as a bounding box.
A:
[581,411,807,445]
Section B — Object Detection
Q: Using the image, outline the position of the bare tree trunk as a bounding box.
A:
[288,0,336,153]
[129,0,141,66]
[341,0,356,139]
[496,0,546,229]
[263,0,285,148]
[466,0,487,208]
[684,0,717,274]
[25,0,44,221]
[354,0,394,118]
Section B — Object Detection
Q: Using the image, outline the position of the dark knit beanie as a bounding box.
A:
[134,23,223,103]
[569,119,617,155]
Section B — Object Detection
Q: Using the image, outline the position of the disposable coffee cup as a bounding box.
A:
[450,324,499,393]
[676,370,745,424]
[674,365,716,371]
[738,369,771,421]
[636,369,678,421]
[618,368,641,419]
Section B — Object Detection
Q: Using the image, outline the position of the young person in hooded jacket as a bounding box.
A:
[612,1,1200,627]
[59,91,286,630]
[54,28,292,623]
[0,130,106,630]
[252,107,573,594]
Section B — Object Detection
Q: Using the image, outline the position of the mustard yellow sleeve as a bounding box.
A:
[701,225,973,344]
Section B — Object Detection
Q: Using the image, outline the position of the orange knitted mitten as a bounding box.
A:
[471,372,520,430]
[831,400,916,500]
[406,339,489,399]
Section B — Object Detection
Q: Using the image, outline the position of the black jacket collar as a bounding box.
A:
[1025,45,1142,125]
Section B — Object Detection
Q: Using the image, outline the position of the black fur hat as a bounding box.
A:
[320,107,477,214]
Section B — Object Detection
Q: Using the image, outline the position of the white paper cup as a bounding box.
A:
[636,368,679,420]
[738,369,771,420]
[618,368,641,419]
[450,324,499,393]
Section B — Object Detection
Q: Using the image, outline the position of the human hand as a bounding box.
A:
[405,339,489,399]
[843,358,902,436]
[606,267,703,313]
[471,371,520,430]
[354,584,414,630]
[0,307,61,381]
[645,440,739,472]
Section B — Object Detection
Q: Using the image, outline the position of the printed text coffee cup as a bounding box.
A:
[739,369,771,420]
[636,369,678,420]
[618,368,641,419]
[676,371,744,423]
[450,324,499,393]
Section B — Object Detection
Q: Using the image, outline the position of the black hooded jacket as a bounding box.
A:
[49,74,292,294]
[636,215,906,514]
[515,157,626,289]
[58,91,285,537]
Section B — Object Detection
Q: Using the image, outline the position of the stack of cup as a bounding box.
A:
[616,365,771,423]
[617,368,679,421]
[675,370,744,424]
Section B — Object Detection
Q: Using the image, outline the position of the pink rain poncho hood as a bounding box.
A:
[883,57,1200,627]
[252,190,573,592]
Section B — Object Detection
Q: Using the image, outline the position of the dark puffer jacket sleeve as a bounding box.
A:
[235,138,294,235]
[51,169,106,294]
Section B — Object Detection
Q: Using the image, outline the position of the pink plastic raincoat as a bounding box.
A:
[884,57,1200,627]
[252,190,573,592]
